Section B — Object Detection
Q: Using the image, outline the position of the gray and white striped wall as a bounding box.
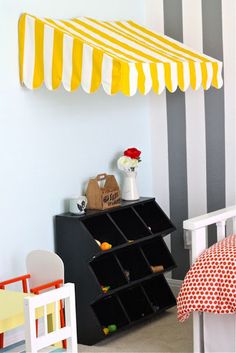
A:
[145,0,236,279]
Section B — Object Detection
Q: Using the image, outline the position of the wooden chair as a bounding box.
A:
[2,283,78,353]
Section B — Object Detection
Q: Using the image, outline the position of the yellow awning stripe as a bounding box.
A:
[52,29,63,89]
[71,39,83,91]
[90,48,103,93]
[18,13,223,95]
[33,19,44,88]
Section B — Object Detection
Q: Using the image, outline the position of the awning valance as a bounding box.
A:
[19,13,223,95]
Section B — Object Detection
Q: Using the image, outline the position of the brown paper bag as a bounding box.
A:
[86,173,121,210]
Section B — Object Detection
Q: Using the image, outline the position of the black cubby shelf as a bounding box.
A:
[55,197,177,345]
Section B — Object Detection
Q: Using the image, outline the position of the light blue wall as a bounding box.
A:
[0,0,152,279]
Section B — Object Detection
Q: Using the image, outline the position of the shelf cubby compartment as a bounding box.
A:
[116,247,152,282]
[92,296,129,330]
[141,237,176,271]
[118,286,153,321]
[142,276,176,312]
[110,208,151,241]
[134,201,175,234]
[90,254,127,290]
[82,214,126,247]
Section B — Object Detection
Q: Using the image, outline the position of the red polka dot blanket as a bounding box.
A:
[177,234,236,322]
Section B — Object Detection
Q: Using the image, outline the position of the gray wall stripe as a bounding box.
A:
[202,0,225,245]
[164,0,189,279]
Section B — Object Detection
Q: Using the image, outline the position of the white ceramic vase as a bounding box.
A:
[122,171,139,201]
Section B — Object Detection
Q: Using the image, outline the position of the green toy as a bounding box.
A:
[108,324,117,333]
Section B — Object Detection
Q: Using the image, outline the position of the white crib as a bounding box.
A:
[183,205,236,353]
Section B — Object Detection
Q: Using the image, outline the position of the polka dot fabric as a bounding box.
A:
[177,234,236,322]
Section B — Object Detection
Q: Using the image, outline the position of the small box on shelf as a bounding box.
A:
[86,173,121,210]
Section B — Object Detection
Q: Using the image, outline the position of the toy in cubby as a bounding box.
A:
[95,239,112,251]
[103,324,117,335]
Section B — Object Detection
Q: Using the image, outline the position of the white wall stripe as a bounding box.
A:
[182,0,207,219]
[164,0,189,279]
[62,34,73,91]
[23,16,35,89]
[202,0,225,222]
[145,0,171,253]
[43,25,54,90]
[222,0,236,209]
[81,44,93,93]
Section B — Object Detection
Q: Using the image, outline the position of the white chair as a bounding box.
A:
[26,250,66,349]
[26,250,64,290]
[3,283,78,353]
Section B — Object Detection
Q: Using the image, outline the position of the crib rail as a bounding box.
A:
[183,205,236,353]
[184,204,236,262]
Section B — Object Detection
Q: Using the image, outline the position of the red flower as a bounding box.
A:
[124,148,141,160]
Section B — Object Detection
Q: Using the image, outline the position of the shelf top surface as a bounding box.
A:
[56,197,155,219]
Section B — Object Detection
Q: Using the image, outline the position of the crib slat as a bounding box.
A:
[193,312,204,353]
[54,301,59,331]
[216,220,226,242]
[43,305,48,335]
[232,216,236,234]
[191,227,207,264]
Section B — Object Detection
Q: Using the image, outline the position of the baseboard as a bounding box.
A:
[167,278,183,297]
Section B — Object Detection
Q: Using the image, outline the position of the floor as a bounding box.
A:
[79,307,193,353]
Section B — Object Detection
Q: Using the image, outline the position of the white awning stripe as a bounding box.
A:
[43,24,54,90]
[81,44,93,93]
[23,15,35,89]
[101,54,113,95]
[62,34,73,91]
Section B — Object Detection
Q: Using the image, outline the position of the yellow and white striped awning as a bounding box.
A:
[19,13,223,96]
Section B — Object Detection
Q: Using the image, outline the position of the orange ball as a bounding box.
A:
[100,242,112,251]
